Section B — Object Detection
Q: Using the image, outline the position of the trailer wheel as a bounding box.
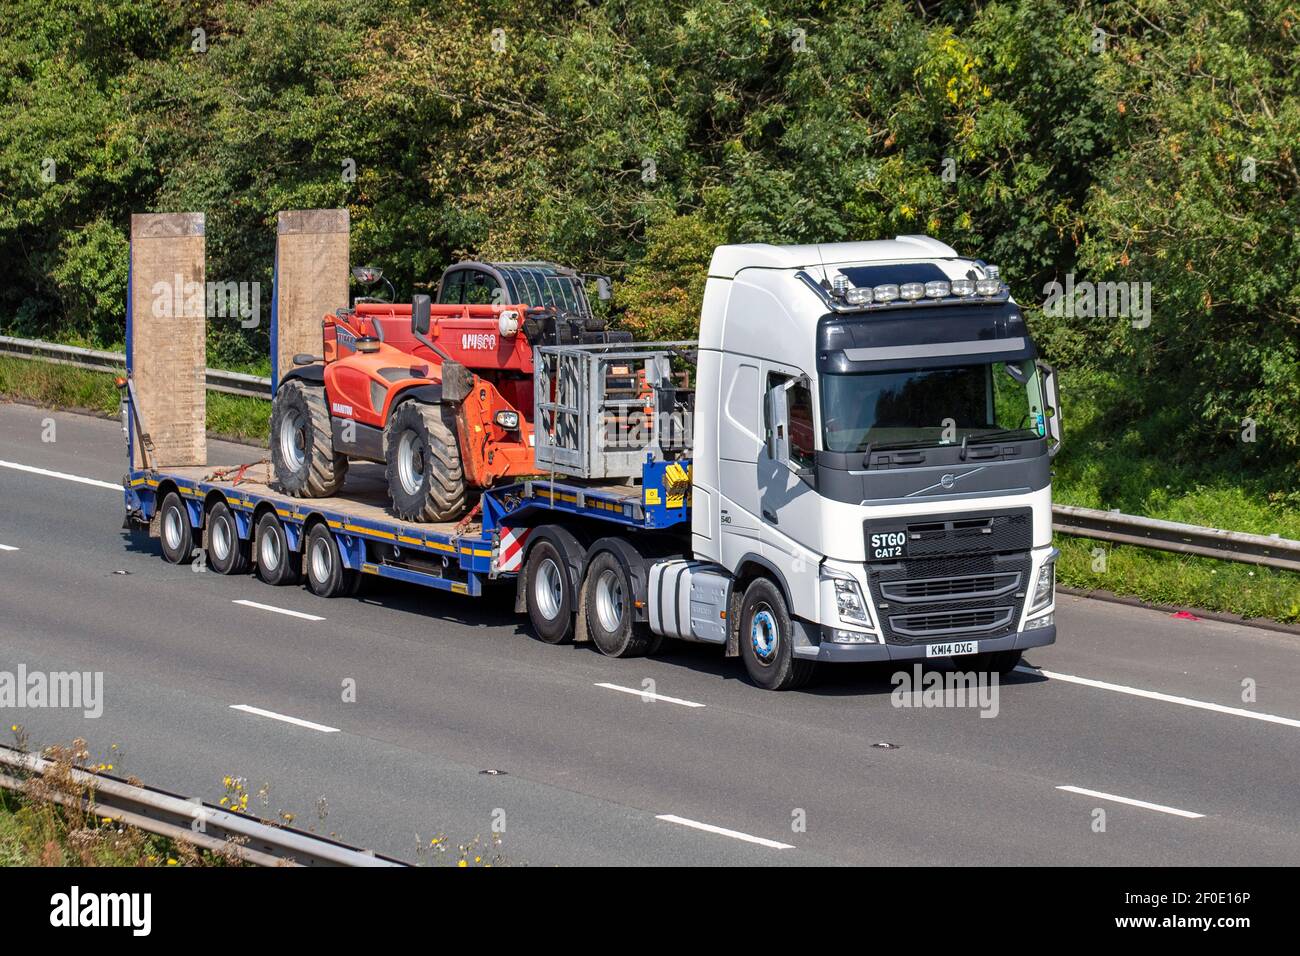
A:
[524,540,574,644]
[158,492,194,565]
[384,401,471,522]
[207,500,249,575]
[254,512,300,586]
[304,524,359,597]
[963,649,1022,676]
[271,379,348,497]
[738,578,815,691]
[580,551,652,658]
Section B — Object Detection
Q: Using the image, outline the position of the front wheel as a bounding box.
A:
[384,401,471,522]
[738,578,815,691]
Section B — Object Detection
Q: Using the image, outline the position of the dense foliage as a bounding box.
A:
[1,0,1297,470]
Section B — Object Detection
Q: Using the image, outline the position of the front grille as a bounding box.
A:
[867,542,1031,645]
[881,571,1021,604]
[889,606,1014,639]
[868,508,1033,559]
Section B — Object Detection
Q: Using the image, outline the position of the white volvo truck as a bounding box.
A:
[126,235,1059,691]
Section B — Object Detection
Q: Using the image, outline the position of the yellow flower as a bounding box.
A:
[166,858,178,866]
[458,860,468,868]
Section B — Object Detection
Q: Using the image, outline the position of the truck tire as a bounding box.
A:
[384,401,470,522]
[738,578,815,691]
[254,512,300,586]
[524,539,575,644]
[963,649,1022,676]
[207,500,249,575]
[304,524,360,598]
[158,492,194,565]
[580,551,652,658]
[271,379,348,497]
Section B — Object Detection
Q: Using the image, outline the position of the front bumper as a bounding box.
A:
[794,623,1056,663]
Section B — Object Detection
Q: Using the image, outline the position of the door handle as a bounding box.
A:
[762,509,778,525]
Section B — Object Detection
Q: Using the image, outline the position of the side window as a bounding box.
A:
[438,270,464,305]
[787,380,815,470]
[464,270,501,305]
[765,372,817,471]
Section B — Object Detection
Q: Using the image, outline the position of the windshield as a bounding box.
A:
[820,360,1046,453]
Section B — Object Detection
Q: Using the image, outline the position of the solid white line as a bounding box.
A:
[594,682,705,708]
[1056,785,1204,819]
[0,543,18,552]
[1015,665,1300,730]
[0,459,120,490]
[229,704,339,733]
[655,814,795,849]
[233,599,324,622]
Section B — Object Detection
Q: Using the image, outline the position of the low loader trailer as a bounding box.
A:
[121,220,1061,690]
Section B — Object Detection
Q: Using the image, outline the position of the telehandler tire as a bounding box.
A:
[271,380,348,497]
[384,401,471,522]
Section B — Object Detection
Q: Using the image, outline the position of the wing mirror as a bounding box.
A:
[412,294,431,337]
[1036,360,1062,457]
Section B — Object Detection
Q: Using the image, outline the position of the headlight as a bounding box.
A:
[494,410,520,430]
[822,571,871,626]
[1028,557,1055,613]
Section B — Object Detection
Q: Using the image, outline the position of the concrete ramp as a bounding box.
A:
[128,213,206,469]
[273,209,350,390]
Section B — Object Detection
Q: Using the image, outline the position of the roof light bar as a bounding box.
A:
[817,265,1009,313]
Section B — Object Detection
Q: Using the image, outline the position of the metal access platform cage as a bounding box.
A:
[532,341,697,480]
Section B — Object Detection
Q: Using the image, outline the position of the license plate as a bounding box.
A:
[868,530,909,560]
[926,641,979,658]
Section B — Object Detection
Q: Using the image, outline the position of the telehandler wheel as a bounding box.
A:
[524,540,575,644]
[158,492,194,565]
[254,512,300,586]
[580,551,652,658]
[738,578,816,691]
[271,379,348,497]
[384,401,471,522]
[304,524,360,598]
[207,500,249,575]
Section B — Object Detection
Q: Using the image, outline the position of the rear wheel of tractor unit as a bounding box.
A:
[271,379,348,497]
[384,401,470,522]
[580,551,652,658]
[524,540,575,644]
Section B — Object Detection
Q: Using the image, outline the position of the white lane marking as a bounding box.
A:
[229,704,339,733]
[233,599,324,622]
[594,682,705,708]
[655,814,795,849]
[1056,785,1204,819]
[0,543,18,552]
[0,459,120,490]
[1016,665,1300,730]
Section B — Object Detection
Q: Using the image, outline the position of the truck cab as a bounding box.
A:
[686,236,1060,686]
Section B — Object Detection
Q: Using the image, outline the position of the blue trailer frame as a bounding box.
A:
[122,457,691,599]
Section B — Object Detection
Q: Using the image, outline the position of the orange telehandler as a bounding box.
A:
[270,261,628,521]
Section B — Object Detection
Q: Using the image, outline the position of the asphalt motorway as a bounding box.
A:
[1,401,1298,866]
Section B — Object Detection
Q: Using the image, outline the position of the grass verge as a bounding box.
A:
[0,355,270,445]
[0,737,240,867]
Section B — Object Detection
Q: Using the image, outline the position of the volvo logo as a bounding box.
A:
[906,466,987,498]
